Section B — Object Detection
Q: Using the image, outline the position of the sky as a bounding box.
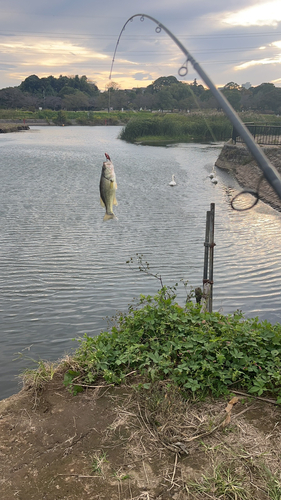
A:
[1,0,281,91]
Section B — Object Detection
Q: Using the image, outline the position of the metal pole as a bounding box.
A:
[202,204,215,313]
[203,210,210,283]
[201,210,211,313]
[208,203,215,312]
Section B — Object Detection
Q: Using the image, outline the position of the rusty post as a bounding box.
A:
[201,203,215,313]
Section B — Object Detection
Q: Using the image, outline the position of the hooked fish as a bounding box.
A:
[99,153,118,221]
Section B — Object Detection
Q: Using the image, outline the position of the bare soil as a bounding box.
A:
[1,373,281,500]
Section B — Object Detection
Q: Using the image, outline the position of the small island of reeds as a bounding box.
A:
[119,111,281,145]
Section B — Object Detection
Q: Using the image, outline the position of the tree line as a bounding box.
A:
[0,74,281,114]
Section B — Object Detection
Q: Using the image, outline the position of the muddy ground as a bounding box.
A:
[1,373,281,500]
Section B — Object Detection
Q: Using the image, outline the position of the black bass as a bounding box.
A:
[99,153,118,221]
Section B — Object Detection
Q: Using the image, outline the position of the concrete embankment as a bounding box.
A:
[215,142,281,211]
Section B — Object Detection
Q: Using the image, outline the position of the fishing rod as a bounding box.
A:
[110,13,281,201]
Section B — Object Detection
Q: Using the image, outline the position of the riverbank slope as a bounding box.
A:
[215,143,281,211]
[1,374,281,500]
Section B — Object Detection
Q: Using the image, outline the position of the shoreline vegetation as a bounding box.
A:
[3,109,281,212]
[0,109,134,128]
[119,112,233,144]
[1,109,281,141]
[1,288,281,498]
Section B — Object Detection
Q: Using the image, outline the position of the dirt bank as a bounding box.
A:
[215,143,281,211]
[1,373,281,499]
[0,124,30,133]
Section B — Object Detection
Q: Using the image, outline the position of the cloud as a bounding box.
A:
[133,72,153,81]
[0,39,108,62]
[1,1,281,89]
[235,54,281,70]
[223,1,281,27]
[272,41,281,49]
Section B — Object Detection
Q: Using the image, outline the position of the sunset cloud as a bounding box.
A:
[223,1,281,27]
[235,54,281,70]
[0,1,280,90]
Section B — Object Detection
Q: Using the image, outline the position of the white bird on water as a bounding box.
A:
[208,169,218,184]
[169,174,176,186]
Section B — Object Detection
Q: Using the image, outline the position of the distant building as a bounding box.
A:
[242,82,251,90]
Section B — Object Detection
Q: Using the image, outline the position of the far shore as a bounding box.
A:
[0,123,30,133]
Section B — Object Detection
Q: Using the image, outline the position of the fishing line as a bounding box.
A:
[110,15,218,144]
[230,175,264,211]
[179,79,219,143]
[109,13,281,208]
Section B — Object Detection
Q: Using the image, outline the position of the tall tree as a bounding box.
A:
[146,76,180,93]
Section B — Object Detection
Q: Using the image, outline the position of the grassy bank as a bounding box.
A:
[16,285,281,499]
[120,112,281,144]
[1,280,277,500]
[68,288,281,401]
[0,109,140,125]
[24,286,281,403]
[0,109,136,125]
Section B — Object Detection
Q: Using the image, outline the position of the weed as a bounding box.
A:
[91,451,108,475]
[63,369,83,395]
[112,469,131,481]
[73,286,281,402]
[260,465,281,500]
[21,360,59,389]
[188,463,249,499]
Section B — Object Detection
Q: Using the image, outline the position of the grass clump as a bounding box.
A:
[72,288,281,402]
[91,451,108,476]
[21,360,60,390]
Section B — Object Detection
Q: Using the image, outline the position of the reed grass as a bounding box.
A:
[120,113,233,143]
[120,112,281,144]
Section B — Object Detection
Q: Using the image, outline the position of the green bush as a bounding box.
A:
[53,110,71,125]
[73,288,281,401]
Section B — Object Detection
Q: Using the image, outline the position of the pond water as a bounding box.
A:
[1,125,280,399]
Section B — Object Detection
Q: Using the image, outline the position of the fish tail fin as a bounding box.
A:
[103,213,118,222]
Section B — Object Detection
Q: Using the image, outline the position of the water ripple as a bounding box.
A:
[0,126,281,399]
